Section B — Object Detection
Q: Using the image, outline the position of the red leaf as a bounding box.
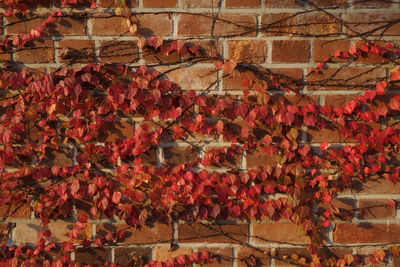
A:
[61,242,74,252]
[343,163,354,174]
[376,81,387,95]
[112,191,121,205]
[99,197,109,211]
[387,199,397,209]
[241,125,249,138]
[319,142,329,150]
[344,100,357,114]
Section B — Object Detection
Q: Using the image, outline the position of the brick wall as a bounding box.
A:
[1,0,400,266]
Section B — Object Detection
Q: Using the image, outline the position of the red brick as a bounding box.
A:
[163,146,198,166]
[182,0,221,7]
[358,199,396,219]
[0,202,31,219]
[114,247,150,266]
[197,248,233,267]
[272,40,310,62]
[306,124,355,143]
[307,67,386,90]
[96,223,172,244]
[313,40,350,62]
[253,222,310,244]
[15,40,54,63]
[93,14,172,36]
[274,248,309,266]
[263,0,304,7]
[226,0,261,7]
[40,145,74,167]
[334,223,400,243]
[236,247,270,267]
[75,248,110,266]
[0,45,11,62]
[342,178,400,195]
[58,40,94,62]
[91,17,127,35]
[319,198,355,221]
[142,41,180,64]
[13,222,91,243]
[178,13,256,37]
[7,16,86,36]
[354,40,391,63]
[223,68,303,91]
[353,0,392,8]
[163,67,218,91]
[178,223,248,244]
[99,41,139,63]
[204,146,242,169]
[246,148,276,169]
[261,13,340,36]
[183,40,223,62]
[324,95,359,107]
[96,121,135,142]
[143,0,177,7]
[227,40,267,63]
[306,0,347,7]
[353,247,387,266]
[97,0,136,7]
[343,13,400,36]
[48,17,86,35]
[132,14,173,36]
[153,248,192,261]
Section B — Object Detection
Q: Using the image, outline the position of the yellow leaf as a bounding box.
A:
[129,24,137,34]
[115,7,121,16]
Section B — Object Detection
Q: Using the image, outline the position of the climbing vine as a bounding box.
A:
[1,0,400,266]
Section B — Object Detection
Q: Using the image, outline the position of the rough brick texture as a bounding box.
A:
[2,1,400,266]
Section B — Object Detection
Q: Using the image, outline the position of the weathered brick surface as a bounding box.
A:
[178,223,248,244]
[114,247,151,266]
[6,16,86,35]
[4,1,400,264]
[236,247,270,267]
[75,248,111,266]
[15,40,54,63]
[163,146,198,166]
[272,40,310,62]
[13,222,91,243]
[226,0,261,7]
[197,248,233,267]
[143,0,177,7]
[97,0,136,7]
[334,223,400,243]
[181,0,220,8]
[178,13,256,37]
[252,222,310,244]
[227,40,267,63]
[59,40,95,62]
[163,67,218,91]
[343,13,400,36]
[313,40,350,62]
[96,223,172,244]
[261,13,340,36]
[99,41,139,63]
[153,247,193,261]
[0,202,31,219]
[357,199,396,219]
[307,67,386,90]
